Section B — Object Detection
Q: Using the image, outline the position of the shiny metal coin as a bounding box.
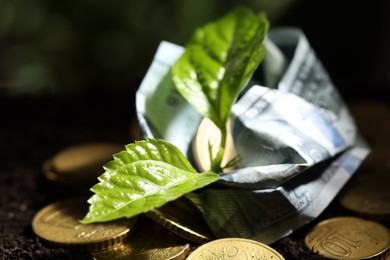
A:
[305,216,390,259]
[43,142,123,187]
[145,197,215,244]
[186,237,285,259]
[339,171,390,221]
[32,197,137,252]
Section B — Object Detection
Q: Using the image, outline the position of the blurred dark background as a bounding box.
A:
[0,1,388,258]
[0,0,389,100]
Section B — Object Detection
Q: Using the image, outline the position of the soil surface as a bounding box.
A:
[1,88,388,259]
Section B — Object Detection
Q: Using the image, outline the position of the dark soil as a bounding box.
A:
[0,88,388,259]
[0,88,134,259]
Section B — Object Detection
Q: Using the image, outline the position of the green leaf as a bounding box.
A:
[81,139,218,223]
[171,6,269,129]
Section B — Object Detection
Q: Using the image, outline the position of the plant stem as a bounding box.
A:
[210,122,227,173]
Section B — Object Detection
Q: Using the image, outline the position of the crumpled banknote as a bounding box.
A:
[136,27,369,244]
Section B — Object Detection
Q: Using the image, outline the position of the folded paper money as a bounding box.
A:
[136,28,369,244]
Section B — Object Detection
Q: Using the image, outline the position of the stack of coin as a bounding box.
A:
[192,117,238,172]
[32,197,194,259]
[305,216,390,259]
[42,142,123,189]
[32,197,287,259]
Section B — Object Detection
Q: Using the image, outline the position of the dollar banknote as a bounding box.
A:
[186,142,368,244]
[136,41,200,156]
[136,28,369,244]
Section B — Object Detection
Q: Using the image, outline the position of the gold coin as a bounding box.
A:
[192,117,237,172]
[92,218,191,260]
[339,171,390,221]
[145,197,215,244]
[43,142,123,187]
[186,237,285,259]
[32,197,137,252]
[305,217,390,259]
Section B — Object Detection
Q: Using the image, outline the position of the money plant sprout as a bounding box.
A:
[172,6,268,173]
[81,6,269,224]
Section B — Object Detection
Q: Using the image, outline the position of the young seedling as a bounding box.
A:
[81,6,269,224]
